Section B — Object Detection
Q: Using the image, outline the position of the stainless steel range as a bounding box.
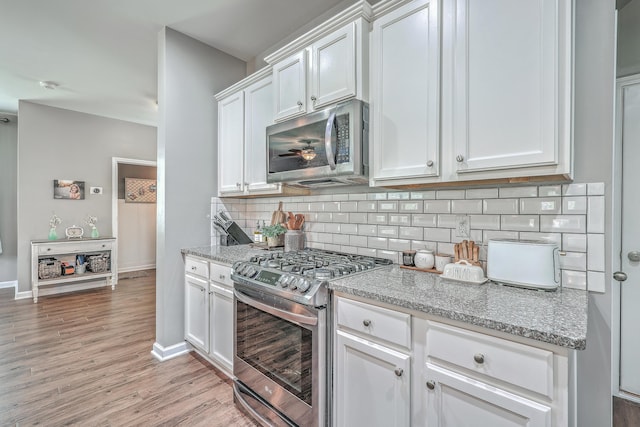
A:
[231,249,392,427]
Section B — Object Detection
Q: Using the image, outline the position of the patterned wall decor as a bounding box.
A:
[125,178,157,203]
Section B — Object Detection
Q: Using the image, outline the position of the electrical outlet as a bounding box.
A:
[90,187,103,195]
[455,215,470,238]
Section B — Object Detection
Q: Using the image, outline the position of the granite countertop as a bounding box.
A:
[182,245,588,350]
[329,265,588,350]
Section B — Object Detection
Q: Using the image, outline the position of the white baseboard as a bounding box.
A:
[0,280,17,289]
[119,264,156,274]
[15,290,33,300]
[150,341,191,362]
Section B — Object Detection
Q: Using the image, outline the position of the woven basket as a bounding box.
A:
[87,255,109,273]
[38,258,61,279]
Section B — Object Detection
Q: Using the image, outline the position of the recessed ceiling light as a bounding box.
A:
[39,81,58,90]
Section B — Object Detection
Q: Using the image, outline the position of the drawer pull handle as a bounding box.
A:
[426,380,436,390]
[362,319,371,327]
[219,274,225,280]
[47,248,51,251]
[474,353,485,364]
[191,266,197,271]
[394,368,403,377]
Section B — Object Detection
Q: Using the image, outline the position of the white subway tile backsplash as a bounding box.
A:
[399,227,424,240]
[324,223,341,233]
[412,240,438,251]
[538,186,562,197]
[377,250,399,263]
[358,247,378,256]
[499,186,538,198]
[520,197,561,214]
[410,191,436,200]
[368,193,388,200]
[587,271,606,293]
[469,215,501,230]
[333,212,349,223]
[357,201,378,212]
[350,235,367,246]
[358,224,378,236]
[424,227,451,242]
[483,230,519,243]
[562,197,587,215]
[388,238,411,251]
[451,200,483,214]
[388,192,410,200]
[368,213,388,224]
[306,222,325,232]
[483,199,518,214]
[563,183,587,196]
[333,233,350,245]
[437,242,456,256]
[350,212,368,223]
[587,196,605,233]
[378,226,399,238]
[519,232,562,247]
[368,237,388,249]
[562,270,587,290]
[310,202,324,211]
[317,233,333,244]
[563,234,587,252]
[389,214,411,225]
[412,214,438,227]
[587,234,605,272]
[559,252,587,271]
[437,215,458,229]
[341,223,358,234]
[348,193,367,201]
[332,194,349,201]
[399,201,423,213]
[587,183,605,196]
[540,215,586,233]
[340,201,358,212]
[424,200,451,213]
[436,190,465,200]
[378,201,398,212]
[466,188,498,199]
[324,244,342,251]
[501,215,539,231]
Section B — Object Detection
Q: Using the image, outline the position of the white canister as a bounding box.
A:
[435,254,452,272]
[414,249,435,270]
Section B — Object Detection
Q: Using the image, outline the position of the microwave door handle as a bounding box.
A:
[324,107,338,170]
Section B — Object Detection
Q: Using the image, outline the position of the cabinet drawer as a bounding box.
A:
[37,241,112,255]
[426,321,554,399]
[210,262,232,287]
[185,257,209,279]
[336,297,411,349]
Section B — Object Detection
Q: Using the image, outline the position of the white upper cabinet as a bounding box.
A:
[266,1,372,122]
[370,0,441,185]
[447,0,572,179]
[216,69,288,197]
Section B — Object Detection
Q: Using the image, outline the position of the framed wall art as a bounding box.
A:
[53,180,85,200]
[125,178,157,203]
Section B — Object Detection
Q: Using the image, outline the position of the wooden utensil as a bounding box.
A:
[271,201,287,226]
[454,240,481,266]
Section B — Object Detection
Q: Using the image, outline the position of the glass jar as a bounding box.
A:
[414,249,435,270]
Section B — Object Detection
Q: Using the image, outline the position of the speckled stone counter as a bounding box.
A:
[181,245,272,265]
[329,265,588,350]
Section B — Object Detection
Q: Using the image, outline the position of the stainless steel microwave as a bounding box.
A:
[266,99,369,187]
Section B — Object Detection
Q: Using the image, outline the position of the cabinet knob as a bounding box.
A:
[236,182,241,188]
[219,274,225,280]
[362,319,371,327]
[297,101,303,107]
[426,160,434,167]
[394,368,403,377]
[191,266,197,271]
[456,155,464,163]
[614,271,628,282]
[47,248,51,251]
[426,380,436,390]
[244,182,249,187]
[310,96,317,103]
[473,353,485,364]
[200,288,204,293]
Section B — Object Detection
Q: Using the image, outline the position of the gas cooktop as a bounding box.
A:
[231,249,393,307]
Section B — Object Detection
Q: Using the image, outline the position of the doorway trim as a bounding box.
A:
[111,157,158,273]
[612,74,640,404]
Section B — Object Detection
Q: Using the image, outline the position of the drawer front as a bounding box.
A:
[336,297,411,349]
[185,257,209,279]
[37,241,113,255]
[426,321,554,398]
[210,262,232,287]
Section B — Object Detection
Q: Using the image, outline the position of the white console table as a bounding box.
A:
[31,237,117,303]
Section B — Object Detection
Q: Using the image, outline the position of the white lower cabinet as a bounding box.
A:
[184,256,234,376]
[333,295,573,427]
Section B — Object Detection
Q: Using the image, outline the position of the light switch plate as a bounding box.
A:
[90,187,103,195]
[455,215,470,238]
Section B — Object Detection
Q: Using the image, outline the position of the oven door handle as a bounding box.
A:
[234,289,318,326]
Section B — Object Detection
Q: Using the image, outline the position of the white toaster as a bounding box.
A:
[487,239,560,291]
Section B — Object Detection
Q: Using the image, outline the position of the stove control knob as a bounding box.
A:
[245,267,258,278]
[297,279,311,293]
[289,278,300,290]
[279,275,291,288]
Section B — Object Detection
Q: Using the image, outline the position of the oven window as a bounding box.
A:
[236,300,313,406]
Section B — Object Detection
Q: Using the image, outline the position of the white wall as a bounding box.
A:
[618,0,640,77]
[16,102,156,294]
[155,28,246,353]
[0,114,17,283]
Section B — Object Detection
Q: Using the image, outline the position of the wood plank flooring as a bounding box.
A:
[0,271,257,427]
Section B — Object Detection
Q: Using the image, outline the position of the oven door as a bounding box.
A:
[234,284,326,427]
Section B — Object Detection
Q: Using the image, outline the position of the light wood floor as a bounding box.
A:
[0,271,257,426]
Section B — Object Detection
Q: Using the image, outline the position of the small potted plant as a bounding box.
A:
[261,224,287,247]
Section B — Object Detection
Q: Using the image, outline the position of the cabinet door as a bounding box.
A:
[210,282,234,373]
[273,50,307,121]
[370,0,441,183]
[185,275,209,352]
[218,91,245,194]
[451,0,564,174]
[424,363,551,427]
[244,75,279,194]
[334,331,411,427]
[310,23,356,109]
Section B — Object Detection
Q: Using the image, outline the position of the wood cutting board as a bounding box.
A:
[271,201,287,225]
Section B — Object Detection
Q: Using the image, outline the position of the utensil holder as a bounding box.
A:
[284,231,304,252]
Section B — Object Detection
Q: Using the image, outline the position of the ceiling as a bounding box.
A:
[0,0,358,126]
